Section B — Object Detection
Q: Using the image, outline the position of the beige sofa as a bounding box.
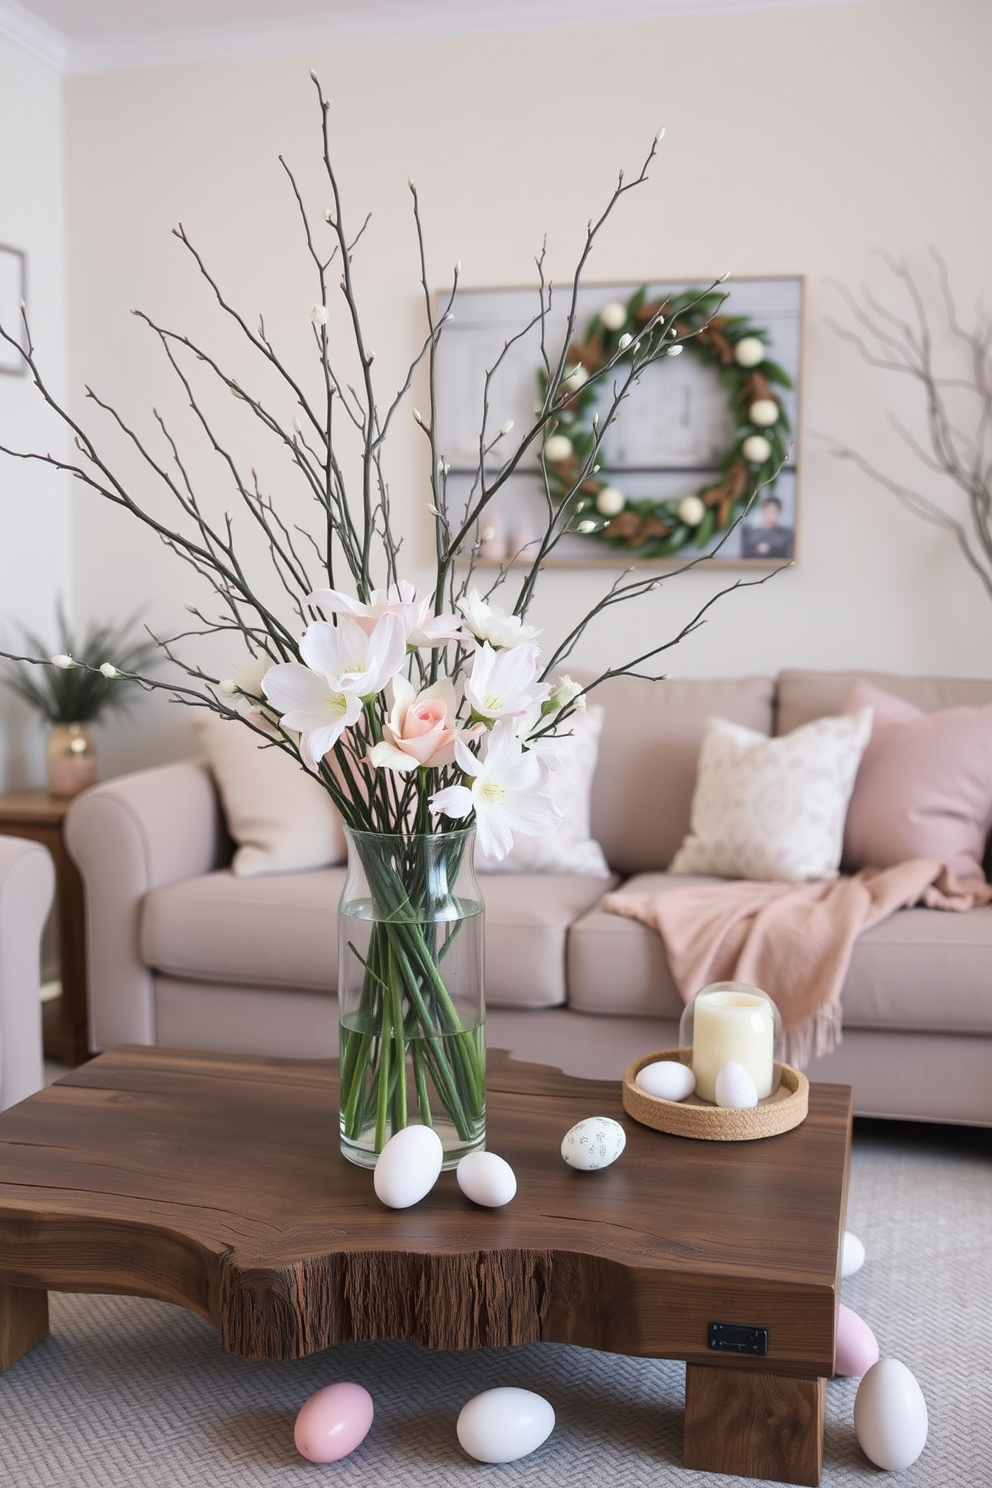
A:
[64,669,992,1126]
[0,835,54,1110]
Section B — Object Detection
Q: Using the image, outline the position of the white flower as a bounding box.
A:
[549,674,585,711]
[678,495,706,527]
[303,612,407,699]
[576,519,597,533]
[665,344,683,357]
[734,336,765,368]
[599,301,627,331]
[228,653,271,700]
[305,581,465,649]
[100,662,122,679]
[430,722,563,861]
[742,434,772,464]
[499,420,514,435]
[543,433,573,463]
[458,590,541,649]
[218,679,238,696]
[51,654,77,669]
[618,333,633,351]
[749,399,779,427]
[261,662,363,771]
[595,485,626,517]
[465,642,549,722]
[310,305,328,326]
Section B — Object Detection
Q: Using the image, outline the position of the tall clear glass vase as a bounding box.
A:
[337,826,486,1169]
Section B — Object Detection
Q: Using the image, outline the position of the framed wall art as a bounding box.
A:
[435,276,803,566]
[0,245,27,376]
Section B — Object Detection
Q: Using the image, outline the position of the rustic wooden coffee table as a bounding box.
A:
[0,1046,851,1486]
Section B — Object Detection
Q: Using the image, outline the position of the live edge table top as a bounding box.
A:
[0,1046,852,1373]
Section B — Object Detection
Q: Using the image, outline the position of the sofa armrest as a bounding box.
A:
[65,760,227,1052]
[0,836,54,1108]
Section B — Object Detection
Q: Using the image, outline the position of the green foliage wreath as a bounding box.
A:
[539,286,793,557]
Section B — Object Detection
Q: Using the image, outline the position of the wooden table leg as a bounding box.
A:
[684,1362,825,1486]
[0,1285,50,1373]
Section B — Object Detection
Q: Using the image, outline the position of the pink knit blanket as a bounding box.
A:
[602,859,992,1066]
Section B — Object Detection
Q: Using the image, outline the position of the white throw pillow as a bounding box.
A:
[668,707,874,883]
[191,711,347,878]
[477,706,611,877]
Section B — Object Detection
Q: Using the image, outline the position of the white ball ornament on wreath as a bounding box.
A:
[734,336,766,368]
[678,495,706,527]
[749,399,780,427]
[595,486,626,517]
[543,434,573,463]
[742,434,772,464]
[599,301,627,331]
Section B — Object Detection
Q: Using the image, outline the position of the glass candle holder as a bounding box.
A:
[679,982,783,1104]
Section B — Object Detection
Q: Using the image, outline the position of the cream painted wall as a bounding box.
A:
[0,35,70,790]
[49,0,992,775]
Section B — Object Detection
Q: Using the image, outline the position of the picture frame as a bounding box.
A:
[435,276,803,567]
[0,245,27,376]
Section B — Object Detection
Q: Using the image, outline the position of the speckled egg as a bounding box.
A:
[635,1060,696,1102]
[560,1116,626,1171]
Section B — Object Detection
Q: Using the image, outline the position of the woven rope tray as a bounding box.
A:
[621,1048,809,1141]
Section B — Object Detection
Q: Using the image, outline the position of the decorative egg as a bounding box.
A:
[373,1124,443,1209]
[835,1303,880,1377]
[635,1060,696,1102]
[854,1358,928,1470]
[560,1116,626,1170]
[294,1382,374,1463]
[714,1061,758,1109]
[841,1229,866,1278]
[456,1151,517,1208]
[456,1387,555,1463]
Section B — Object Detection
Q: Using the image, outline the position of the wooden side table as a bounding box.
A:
[0,789,90,1066]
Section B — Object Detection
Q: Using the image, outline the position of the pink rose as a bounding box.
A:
[368,677,459,773]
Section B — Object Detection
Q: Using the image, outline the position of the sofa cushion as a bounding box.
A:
[583,673,775,875]
[668,708,873,882]
[191,711,347,877]
[841,679,992,882]
[567,870,992,1035]
[141,867,616,1010]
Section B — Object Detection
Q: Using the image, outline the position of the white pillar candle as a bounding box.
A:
[691,984,775,1103]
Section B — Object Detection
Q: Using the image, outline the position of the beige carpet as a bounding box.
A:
[2,1119,989,1486]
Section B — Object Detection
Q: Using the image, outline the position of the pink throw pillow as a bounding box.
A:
[842,679,992,882]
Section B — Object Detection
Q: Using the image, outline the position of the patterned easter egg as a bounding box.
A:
[560,1116,626,1171]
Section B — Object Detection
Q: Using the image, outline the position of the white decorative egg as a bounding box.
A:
[560,1116,626,1170]
[841,1229,866,1278]
[456,1387,555,1463]
[456,1151,517,1208]
[373,1124,443,1209]
[714,1061,758,1109]
[635,1060,696,1102]
[854,1358,928,1470]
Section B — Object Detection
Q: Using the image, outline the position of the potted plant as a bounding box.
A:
[3,605,155,796]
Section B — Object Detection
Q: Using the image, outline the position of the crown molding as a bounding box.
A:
[1,0,883,76]
[0,0,68,69]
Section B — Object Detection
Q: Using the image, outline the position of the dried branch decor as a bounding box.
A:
[826,249,992,602]
[0,77,778,1162]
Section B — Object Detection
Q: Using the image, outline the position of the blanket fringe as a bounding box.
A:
[781,1000,844,1071]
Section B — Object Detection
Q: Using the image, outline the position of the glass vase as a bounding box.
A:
[337,826,486,1169]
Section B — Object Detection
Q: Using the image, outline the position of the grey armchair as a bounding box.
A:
[0,835,54,1109]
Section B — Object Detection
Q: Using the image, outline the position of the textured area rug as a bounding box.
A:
[1,1120,989,1486]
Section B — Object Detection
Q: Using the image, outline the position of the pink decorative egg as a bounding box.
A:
[835,1303,880,1378]
[294,1381,374,1463]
